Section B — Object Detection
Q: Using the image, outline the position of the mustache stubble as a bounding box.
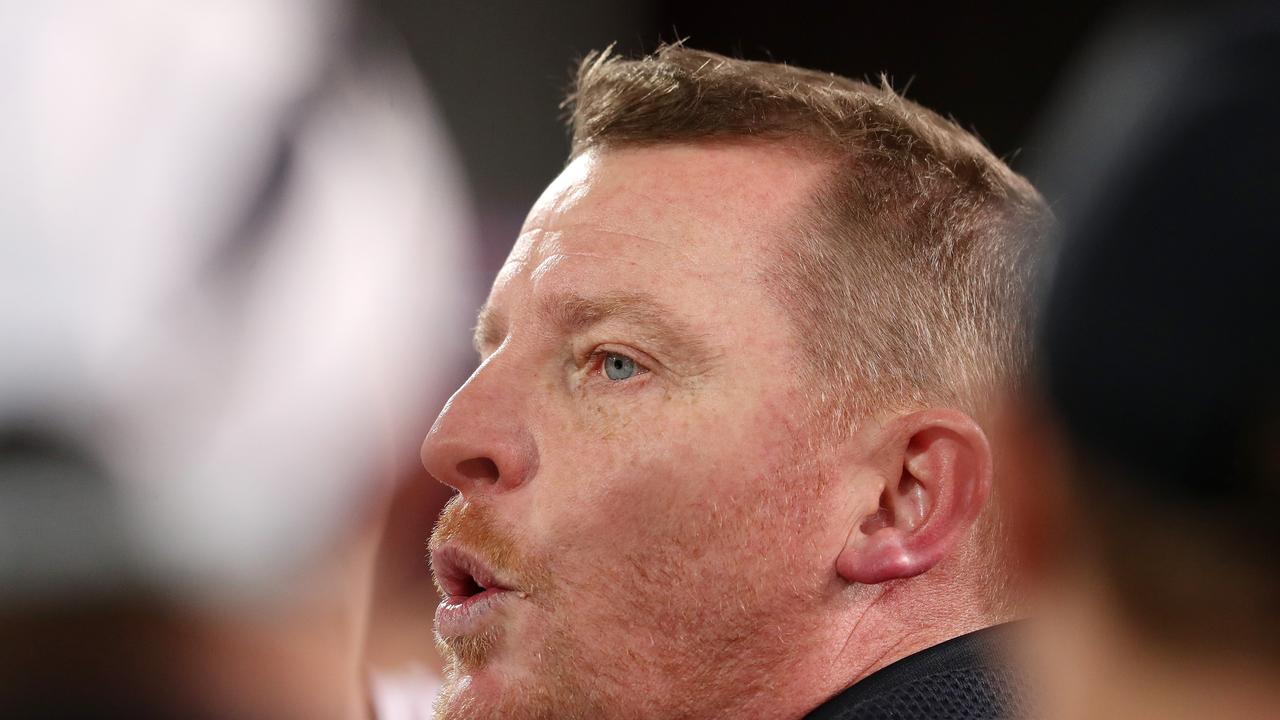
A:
[430,495,552,601]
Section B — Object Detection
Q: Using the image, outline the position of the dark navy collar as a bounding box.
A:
[804,623,1024,720]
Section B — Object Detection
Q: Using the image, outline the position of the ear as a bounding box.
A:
[835,409,993,585]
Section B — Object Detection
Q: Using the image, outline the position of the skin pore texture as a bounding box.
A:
[422,143,1000,720]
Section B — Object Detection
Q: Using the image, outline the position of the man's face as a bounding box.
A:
[423,144,856,719]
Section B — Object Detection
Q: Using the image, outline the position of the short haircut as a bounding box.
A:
[565,44,1052,429]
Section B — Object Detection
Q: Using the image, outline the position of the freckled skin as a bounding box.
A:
[424,144,871,720]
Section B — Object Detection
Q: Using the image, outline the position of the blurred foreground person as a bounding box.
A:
[1013,5,1280,719]
[0,2,471,718]
[422,45,1053,720]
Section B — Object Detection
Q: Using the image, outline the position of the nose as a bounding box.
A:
[420,361,538,496]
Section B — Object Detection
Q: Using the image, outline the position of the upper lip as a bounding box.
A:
[430,544,516,600]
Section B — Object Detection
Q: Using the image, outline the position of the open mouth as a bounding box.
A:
[432,544,513,600]
[430,544,523,637]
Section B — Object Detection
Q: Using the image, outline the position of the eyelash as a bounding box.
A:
[584,347,652,384]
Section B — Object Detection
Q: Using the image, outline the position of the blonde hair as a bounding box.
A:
[566,44,1052,429]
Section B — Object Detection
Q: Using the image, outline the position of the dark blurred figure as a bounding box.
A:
[0,2,473,718]
[1009,3,1280,718]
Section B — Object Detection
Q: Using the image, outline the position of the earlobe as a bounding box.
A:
[836,526,935,584]
[835,410,993,586]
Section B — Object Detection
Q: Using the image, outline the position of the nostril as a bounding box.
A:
[456,457,500,484]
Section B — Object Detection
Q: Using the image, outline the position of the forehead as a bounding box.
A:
[493,143,828,309]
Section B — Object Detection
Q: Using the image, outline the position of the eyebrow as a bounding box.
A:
[473,291,719,372]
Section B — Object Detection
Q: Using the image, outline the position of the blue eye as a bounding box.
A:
[602,352,639,381]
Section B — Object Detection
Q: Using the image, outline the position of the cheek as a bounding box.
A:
[536,393,825,592]
[531,354,840,561]
[536,387,700,510]
[528,431,702,581]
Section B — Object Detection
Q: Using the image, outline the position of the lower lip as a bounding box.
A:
[436,587,519,638]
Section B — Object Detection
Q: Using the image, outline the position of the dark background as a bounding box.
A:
[371,0,1116,273]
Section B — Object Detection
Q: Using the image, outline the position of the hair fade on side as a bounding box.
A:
[565,44,1052,433]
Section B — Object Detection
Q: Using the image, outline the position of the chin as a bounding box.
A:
[434,637,529,717]
[433,666,549,720]
[433,671,503,720]
[435,641,606,720]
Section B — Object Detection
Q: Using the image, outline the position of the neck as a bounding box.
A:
[841,582,1001,678]
[725,576,1006,720]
